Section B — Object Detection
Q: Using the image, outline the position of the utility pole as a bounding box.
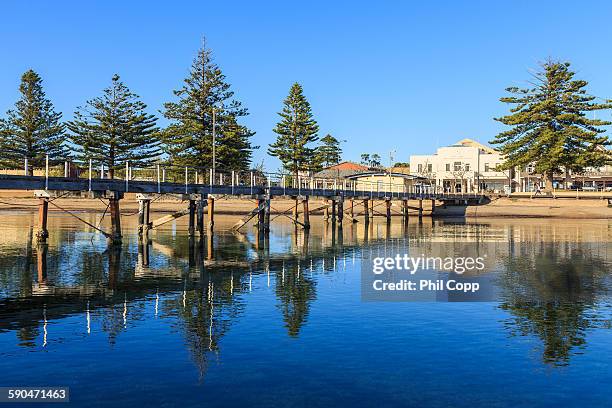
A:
[212,107,216,181]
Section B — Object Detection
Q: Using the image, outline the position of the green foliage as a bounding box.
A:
[0,70,68,172]
[393,162,410,167]
[360,153,382,168]
[491,60,611,187]
[268,83,319,175]
[67,74,160,178]
[161,42,255,171]
[315,134,342,168]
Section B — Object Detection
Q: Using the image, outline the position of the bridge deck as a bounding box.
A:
[0,175,483,201]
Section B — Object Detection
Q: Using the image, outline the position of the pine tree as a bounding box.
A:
[491,61,611,190]
[67,74,160,179]
[0,70,68,174]
[161,42,255,172]
[315,134,342,168]
[268,83,319,178]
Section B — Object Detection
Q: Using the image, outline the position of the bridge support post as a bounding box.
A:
[188,199,196,236]
[303,197,310,230]
[37,243,48,283]
[36,198,49,243]
[137,196,151,240]
[431,199,436,216]
[349,199,354,219]
[402,199,409,222]
[197,197,205,234]
[257,198,265,230]
[207,196,215,231]
[386,199,392,223]
[331,198,337,223]
[324,199,330,221]
[369,199,374,218]
[363,198,369,222]
[293,198,299,226]
[264,196,271,232]
[337,197,344,223]
[418,199,423,219]
[109,196,122,244]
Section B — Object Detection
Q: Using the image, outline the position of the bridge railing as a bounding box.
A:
[15,156,483,198]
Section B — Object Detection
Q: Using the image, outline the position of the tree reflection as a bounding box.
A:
[498,242,611,365]
[275,261,316,337]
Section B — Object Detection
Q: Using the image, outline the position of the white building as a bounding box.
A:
[410,139,513,193]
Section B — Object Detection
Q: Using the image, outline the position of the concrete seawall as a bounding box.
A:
[434,197,612,219]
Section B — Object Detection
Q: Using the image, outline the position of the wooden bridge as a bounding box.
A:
[0,171,484,244]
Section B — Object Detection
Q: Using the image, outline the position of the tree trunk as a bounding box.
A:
[544,170,554,191]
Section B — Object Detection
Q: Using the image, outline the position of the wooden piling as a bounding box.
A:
[369,199,374,218]
[109,197,122,244]
[402,199,409,222]
[264,197,271,232]
[197,197,205,234]
[431,199,436,215]
[208,196,215,231]
[337,197,344,223]
[37,243,48,283]
[331,199,337,223]
[293,198,299,225]
[363,198,369,222]
[188,199,196,236]
[324,199,330,221]
[257,198,265,229]
[349,199,354,219]
[138,198,151,239]
[36,198,49,243]
[303,197,310,230]
[386,199,392,222]
[418,199,423,219]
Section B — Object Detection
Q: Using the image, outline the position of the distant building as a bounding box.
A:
[410,139,511,193]
[313,161,370,179]
[346,171,424,193]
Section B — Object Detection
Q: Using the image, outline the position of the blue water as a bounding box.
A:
[0,216,610,407]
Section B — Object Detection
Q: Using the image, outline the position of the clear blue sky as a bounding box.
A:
[2,0,612,170]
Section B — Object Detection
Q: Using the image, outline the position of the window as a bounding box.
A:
[427,164,433,172]
[418,164,423,173]
[445,163,451,171]
[453,162,462,172]
[484,163,490,172]
[465,164,470,171]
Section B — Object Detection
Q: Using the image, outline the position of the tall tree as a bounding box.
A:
[68,74,160,179]
[491,61,611,190]
[161,42,255,171]
[0,70,68,174]
[316,134,342,168]
[268,83,319,178]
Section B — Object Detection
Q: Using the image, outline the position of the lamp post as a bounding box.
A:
[212,107,216,182]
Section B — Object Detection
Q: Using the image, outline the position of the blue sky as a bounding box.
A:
[1,0,612,170]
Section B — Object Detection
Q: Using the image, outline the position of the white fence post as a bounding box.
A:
[88,159,92,191]
[157,164,161,193]
[45,155,49,190]
[24,158,28,176]
[125,161,129,192]
[185,167,188,194]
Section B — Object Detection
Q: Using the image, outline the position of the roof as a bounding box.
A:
[313,161,370,178]
[328,161,370,171]
[453,138,497,154]
[346,171,426,180]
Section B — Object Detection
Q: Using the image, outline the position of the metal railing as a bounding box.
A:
[6,155,486,199]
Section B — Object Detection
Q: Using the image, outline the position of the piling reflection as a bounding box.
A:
[0,217,610,376]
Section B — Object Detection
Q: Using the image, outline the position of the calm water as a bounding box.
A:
[0,212,611,407]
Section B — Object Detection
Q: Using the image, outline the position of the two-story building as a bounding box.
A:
[410,139,512,193]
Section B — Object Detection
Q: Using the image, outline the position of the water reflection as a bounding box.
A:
[0,216,610,380]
